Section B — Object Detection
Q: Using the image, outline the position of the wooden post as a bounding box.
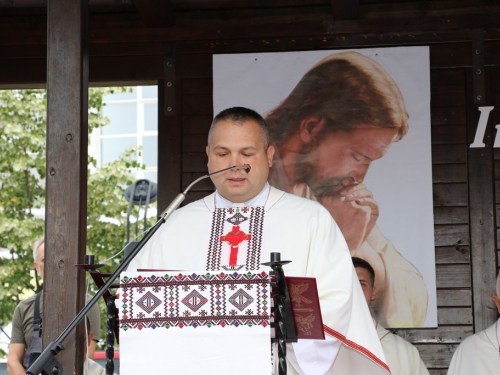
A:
[45,0,88,374]
[466,56,498,332]
[158,43,182,212]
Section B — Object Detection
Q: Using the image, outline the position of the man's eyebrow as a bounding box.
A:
[212,145,258,151]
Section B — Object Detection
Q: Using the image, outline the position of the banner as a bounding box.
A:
[213,47,436,328]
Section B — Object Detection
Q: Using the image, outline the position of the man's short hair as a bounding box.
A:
[352,256,375,286]
[208,107,270,149]
[265,51,409,144]
[33,237,44,262]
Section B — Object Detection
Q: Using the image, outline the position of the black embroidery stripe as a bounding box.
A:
[246,207,265,270]
[206,209,225,271]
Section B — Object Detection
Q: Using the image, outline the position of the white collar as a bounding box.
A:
[497,317,500,343]
[215,182,271,209]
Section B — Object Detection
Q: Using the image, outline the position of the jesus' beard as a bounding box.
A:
[295,155,358,200]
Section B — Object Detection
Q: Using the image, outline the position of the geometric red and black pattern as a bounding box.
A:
[206,207,265,271]
[119,270,270,331]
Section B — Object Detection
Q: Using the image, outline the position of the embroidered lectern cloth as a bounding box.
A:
[119,270,271,375]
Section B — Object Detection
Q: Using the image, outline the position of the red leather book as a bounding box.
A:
[286,277,325,340]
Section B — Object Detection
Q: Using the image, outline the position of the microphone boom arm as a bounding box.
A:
[27,164,250,375]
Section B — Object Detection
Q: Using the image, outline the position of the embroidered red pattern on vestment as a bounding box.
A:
[119,271,270,330]
[206,207,265,271]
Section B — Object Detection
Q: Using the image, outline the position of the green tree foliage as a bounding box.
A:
[0,87,151,355]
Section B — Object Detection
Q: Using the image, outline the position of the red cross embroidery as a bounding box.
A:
[220,226,251,266]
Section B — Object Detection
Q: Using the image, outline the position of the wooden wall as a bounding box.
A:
[158,38,500,374]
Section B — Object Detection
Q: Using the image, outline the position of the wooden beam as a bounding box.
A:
[131,0,175,28]
[329,0,358,21]
[157,44,183,212]
[3,13,500,46]
[465,66,498,333]
[44,0,88,373]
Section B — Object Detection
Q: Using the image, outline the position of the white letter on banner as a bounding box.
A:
[494,125,500,148]
[470,106,494,148]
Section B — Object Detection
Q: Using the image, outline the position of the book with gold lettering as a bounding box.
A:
[286,276,325,340]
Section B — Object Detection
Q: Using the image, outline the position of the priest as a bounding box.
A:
[128,107,389,374]
[447,273,500,375]
[353,257,429,375]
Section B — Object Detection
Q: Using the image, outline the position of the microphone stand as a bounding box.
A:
[27,164,250,375]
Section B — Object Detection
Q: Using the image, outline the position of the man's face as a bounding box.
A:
[297,127,398,198]
[34,242,44,278]
[355,266,377,306]
[206,119,275,203]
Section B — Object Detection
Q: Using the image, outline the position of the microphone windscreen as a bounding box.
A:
[244,164,251,173]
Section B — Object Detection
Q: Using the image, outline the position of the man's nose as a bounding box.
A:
[349,164,370,183]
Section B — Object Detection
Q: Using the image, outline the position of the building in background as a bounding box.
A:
[89,86,158,183]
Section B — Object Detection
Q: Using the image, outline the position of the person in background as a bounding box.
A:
[353,256,429,375]
[7,238,101,375]
[447,272,500,375]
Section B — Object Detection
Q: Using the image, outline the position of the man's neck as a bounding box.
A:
[215,183,270,208]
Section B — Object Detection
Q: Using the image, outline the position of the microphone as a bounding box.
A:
[159,164,251,220]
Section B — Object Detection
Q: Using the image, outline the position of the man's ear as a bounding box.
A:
[492,294,500,314]
[371,286,378,302]
[299,116,326,144]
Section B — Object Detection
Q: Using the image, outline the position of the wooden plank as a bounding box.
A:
[496,205,500,227]
[182,115,212,134]
[330,0,359,20]
[89,55,164,82]
[436,264,471,288]
[433,183,468,206]
[432,164,467,183]
[417,343,458,369]
[431,107,466,126]
[434,224,469,247]
[436,289,471,306]
[0,55,164,86]
[175,30,474,55]
[437,307,473,325]
[435,245,470,264]
[131,0,174,28]
[433,207,468,225]
[430,43,472,68]
[1,13,491,47]
[44,0,88,372]
[431,125,466,145]
[432,145,467,164]
[182,78,212,95]
[430,68,465,86]
[0,58,47,85]
[183,134,208,153]
[431,85,466,107]
[465,68,498,332]
[183,153,208,172]
[494,181,500,202]
[392,325,472,344]
[177,53,212,78]
[182,94,212,116]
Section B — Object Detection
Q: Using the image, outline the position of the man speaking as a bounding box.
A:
[128,107,389,374]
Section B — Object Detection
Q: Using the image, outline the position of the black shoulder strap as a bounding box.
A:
[33,292,42,336]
